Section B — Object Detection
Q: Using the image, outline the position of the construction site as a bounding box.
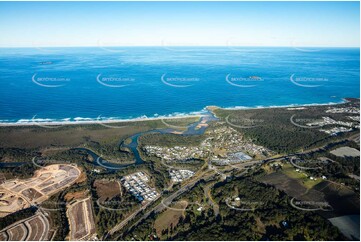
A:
[0,164,81,217]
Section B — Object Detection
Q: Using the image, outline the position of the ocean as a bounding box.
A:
[0,47,359,124]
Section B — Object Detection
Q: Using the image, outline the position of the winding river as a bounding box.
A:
[76,111,218,170]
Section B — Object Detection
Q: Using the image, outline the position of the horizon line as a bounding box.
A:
[0,45,360,49]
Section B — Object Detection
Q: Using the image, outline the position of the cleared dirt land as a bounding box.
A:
[0,164,80,217]
[260,163,360,217]
[66,197,96,241]
[0,213,49,241]
[93,179,121,202]
[64,190,89,202]
[260,171,329,208]
[259,162,323,200]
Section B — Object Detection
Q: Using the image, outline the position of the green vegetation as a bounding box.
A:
[125,174,346,240]
[139,133,204,147]
[0,117,199,161]
[85,139,134,163]
[281,163,322,189]
[0,162,36,179]
[294,140,360,190]
[91,182,141,237]
[0,102,359,240]
[0,206,38,230]
[42,149,93,163]
[300,140,360,175]
[45,193,70,241]
[213,99,359,153]
[0,147,39,163]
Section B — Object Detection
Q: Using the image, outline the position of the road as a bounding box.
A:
[107,158,264,238]
[107,196,158,236]
[0,212,50,241]
[204,183,219,216]
[106,169,215,238]
[106,132,360,238]
[117,172,216,237]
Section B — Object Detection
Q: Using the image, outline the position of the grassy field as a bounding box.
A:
[281,163,322,189]
[154,200,187,238]
[93,179,121,203]
[259,162,325,202]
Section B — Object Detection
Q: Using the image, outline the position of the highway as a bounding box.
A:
[106,132,360,238]
[107,172,210,237]
[107,158,264,238]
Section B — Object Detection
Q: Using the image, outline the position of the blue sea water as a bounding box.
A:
[0,47,359,123]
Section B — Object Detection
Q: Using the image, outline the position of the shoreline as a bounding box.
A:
[0,114,204,127]
[220,99,349,111]
[0,98,357,127]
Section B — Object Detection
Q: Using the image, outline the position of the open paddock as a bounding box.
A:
[93,179,121,203]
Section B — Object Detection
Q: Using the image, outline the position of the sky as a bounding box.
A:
[0,1,359,48]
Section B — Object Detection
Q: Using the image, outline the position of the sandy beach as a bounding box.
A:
[0,114,204,127]
[1,99,352,128]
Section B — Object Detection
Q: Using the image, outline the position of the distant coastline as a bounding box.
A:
[0,98,356,127]
[1,47,359,127]
[220,99,348,111]
[0,114,204,127]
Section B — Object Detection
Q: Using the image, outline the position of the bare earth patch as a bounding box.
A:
[65,190,89,202]
[66,197,96,240]
[93,179,121,202]
[0,164,80,217]
[330,146,360,157]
